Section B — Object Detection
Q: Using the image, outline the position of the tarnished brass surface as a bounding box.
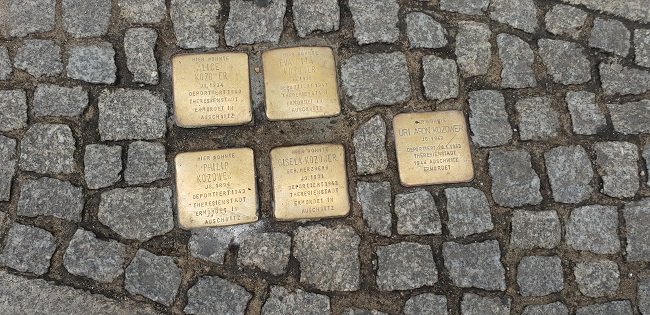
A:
[393,110,474,186]
[271,143,349,220]
[172,52,252,127]
[263,46,340,121]
[175,148,258,228]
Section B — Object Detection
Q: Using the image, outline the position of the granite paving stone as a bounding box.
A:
[17,177,83,222]
[404,294,447,315]
[124,141,168,185]
[607,100,650,134]
[575,260,619,297]
[356,181,392,236]
[517,255,564,296]
[442,240,506,290]
[489,150,542,207]
[489,0,538,33]
[84,144,122,189]
[511,210,561,249]
[184,276,251,315]
[0,47,11,80]
[439,0,487,15]
[67,43,117,84]
[62,0,111,38]
[2,0,56,37]
[238,232,291,275]
[461,293,510,315]
[14,40,62,77]
[376,242,437,291]
[566,205,620,254]
[599,61,650,95]
[224,0,286,46]
[576,301,633,315]
[353,115,388,175]
[635,29,650,67]
[63,229,126,283]
[497,33,536,88]
[341,53,410,111]
[445,187,493,238]
[594,141,639,198]
[118,0,167,24]
[545,5,588,38]
[19,123,76,174]
[405,12,447,49]
[456,21,492,76]
[98,187,174,242]
[0,223,56,275]
[544,145,594,203]
[188,227,235,264]
[566,91,607,135]
[522,302,569,315]
[558,0,649,24]
[516,96,560,140]
[0,136,16,201]
[639,278,650,314]
[261,286,330,315]
[589,18,630,56]
[170,0,220,49]
[395,189,442,235]
[644,145,650,186]
[32,84,88,117]
[293,225,360,291]
[0,89,27,132]
[125,249,181,306]
[343,308,387,315]
[623,198,650,261]
[98,89,167,141]
[422,55,458,101]
[538,39,591,85]
[293,0,340,37]
[348,0,399,44]
[124,28,158,85]
[468,90,512,147]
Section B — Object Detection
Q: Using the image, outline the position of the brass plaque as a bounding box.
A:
[175,148,258,228]
[271,143,349,220]
[393,111,474,186]
[172,53,252,127]
[262,46,341,121]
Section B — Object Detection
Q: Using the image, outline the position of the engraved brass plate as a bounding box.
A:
[175,148,258,228]
[172,53,252,127]
[271,143,349,220]
[263,46,341,121]
[393,110,474,186]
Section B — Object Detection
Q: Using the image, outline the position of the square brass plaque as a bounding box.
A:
[271,143,350,220]
[393,110,474,186]
[262,46,341,121]
[175,148,258,228]
[172,52,252,127]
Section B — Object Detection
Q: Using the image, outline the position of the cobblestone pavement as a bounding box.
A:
[1,0,650,314]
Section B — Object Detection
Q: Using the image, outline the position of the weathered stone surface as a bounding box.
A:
[67,43,117,84]
[456,21,491,76]
[567,205,620,254]
[468,90,512,147]
[538,39,591,85]
[522,302,569,315]
[124,28,158,85]
[19,123,76,174]
[635,29,650,68]
[422,55,458,101]
[443,240,506,290]
[404,294,447,315]
[645,146,650,186]
[640,278,650,314]
[406,12,447,49]
[594,141,639,198]
[14,40,62,77]
[62,0,111,38]
[0,89,27,132]
[2,0,56,37]
[185,276,251,315]
[566,91,607,135]
[238,232,291,276]
[33,84,88,117]
[517,255,563,296]
[608,100,650,134]
[0,223,55,275]
[516,96,559,140]
[262,286,330,315]
[343,309,387,315]
[559,0,649,24]
[356,181,392,236]
[293,225,360,291]
[353,115,387,175]
[0,47,11,80]
[600,61,650,95]
[395,189,441,235]
[623,198,650,261]
[0,136,16,201]
[125,249,181,306]
[445,187,492,237]
[440,0,487,15]
[124,141,168,185]
[489,150,542,207]
[490,0,538,33]
[84,144,122,189]
[376,242,437,291]
[348,0,398,44]
[341,53,410,111]
[575,260,619,297]
[224,0,286,46]
[544,145,593,203]
[63,229,126,283]
[511,210,561,249]
[293,0,339,37]
[589,18,630,56]
[576,301,633,315]
[497,34,536,88]
[17,177,83,222]
[545,5,587,38]
[98,187,174,242]
[170,0,220,49]
[461,293,510,315]
[188,227,232,264]
[98,89,167,141]
[118,0,166,24]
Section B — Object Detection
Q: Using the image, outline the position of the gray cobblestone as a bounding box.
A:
[443,240,506,290]
[84,144,122,189]
[439,0,487,15]
[522,302,568,315]
[0,47,10,80]
[497,34,536,88]
[406,12,447,49]
[19,123,76,175]
[490,0,538,33]
[468,90,512,147]
[262,286,330,315]
[575,260,619,297]
[125,249,181,306]
[594,141,639,198]
[343,308,387,315]
[489,150,542,207]
[118,0,166,24]
[63,229,126,283]
[404,294,447,315]
[0,223,55,275]
[623,198,650,261]
[33,85,88,117]
[567,205,620,254]
[511,210,561,249]
[14,40,62,77]
[445,187,492,238]
[124,141,168,185]
[2,0,56,37]
[0,89,27,132]
[17,177,83,222]
[376,242,437,290]
[356,181,392,236]
[62,0,111,38]
[395,189,441,235]
[461,293,510,315]
[589,18,630,56]
[456,21,491,76]
[635,29,650,67]
[349,0,398,44]
[170,0,220,49]
[645,145,650,186]
[184,276,251,315]
[559,0,649,24]
[293,0,339,38]
[600,61,650,95]
[67,43,117,84]
[0,136,16,201]
[545,5,587,38]
[188,227,233,264]
[516,96,559,140]
[517,255,564,296]
[576,301,632,315]
[224,0,286,46]
[544,145,594,203]
[353,115,387,175]
[125,28,158,85]
[538,39,591,85]
[566,91,607,135]
[238,232,291,275]
[422,55,458,101]
[639,278,650,314]
[98,89,167,141]
[608,100,650,134]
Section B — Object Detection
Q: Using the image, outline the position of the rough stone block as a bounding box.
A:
[185,276,251,315]
[124,28,158,85]
[118,0,166,24]
[442,240,506,290]
[440,0,487,15]
[490,0,538,32]
[489,150,542,207]
[456,21,491,76]
[497,34,536,88]
[545,5,587,38]
[635,29,650,68]
[63,229,126,283]
[293,0,339,37]
[575,260,619,297]
[170,0,220,49]
[3,0,55,37]
[84,144,122,189]
[566,91,607,135]
[517,255,564,296]
[0,89,27,132]
[566,205,620,254]
[461,293,510,315]
[19,123,76,174]
[600,61,650,95]
[395,189,441,235]
[17,177,83,222]
[468,90,512,147]
[516,96,559,140]
[33,85,88,117]
[544,145,594,203]
[538,39,591,85]
[125,249,181,306]
[576,301,632,315]
[422,55,458,101]
[348,0,399,44]
[224,0,286,46]
[406,13,447,48]
[623,198,650,261]
[62,0,111,38]
[238,232,291,275]
[510,210,561,249]
[67,43,117,84]
[262,287,330,315]
[14,40,62,77]
[607,100,650,134]
[404,294,447,315]
[0,47,11,80]
[594,141,639,198]
[376,242,437,290]
[522,302,569,315]
[356,181,392,236]
[353,115,387,175]
[98,89,167,141]
[445,187,493,237]
[0,136,17,201]
[124,141,168,185]
[589,18,630,56]
[0,223,55,275]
